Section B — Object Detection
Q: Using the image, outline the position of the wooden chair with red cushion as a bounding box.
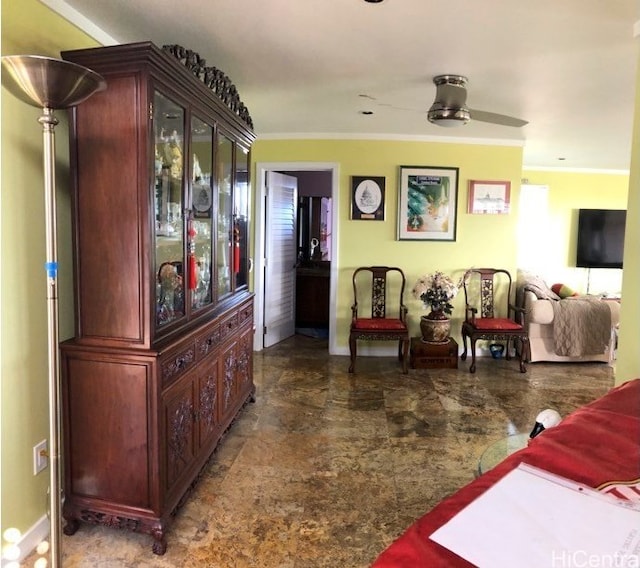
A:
[349,266,410,374]
[461,268,530,373]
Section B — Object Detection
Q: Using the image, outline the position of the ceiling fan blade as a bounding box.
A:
[469,108,528,127]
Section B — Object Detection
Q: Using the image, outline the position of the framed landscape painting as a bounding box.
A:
[397,165,458,241]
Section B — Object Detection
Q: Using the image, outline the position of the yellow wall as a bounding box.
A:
[253,141,636,357]
[253,139,524,345]
[616,44,640,386]
[1,0,99,542]
[521,170,629,294]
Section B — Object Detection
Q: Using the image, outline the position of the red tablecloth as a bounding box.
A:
[373,379,640,567]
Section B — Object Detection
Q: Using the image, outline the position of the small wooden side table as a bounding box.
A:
[410,337,458,369]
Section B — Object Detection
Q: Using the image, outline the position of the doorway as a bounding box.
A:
[253,162,340,354]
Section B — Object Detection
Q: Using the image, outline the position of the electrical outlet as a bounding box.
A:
[33,439,48,475]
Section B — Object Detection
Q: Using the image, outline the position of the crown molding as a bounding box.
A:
[522,165,630,175]
[40,0,118,46]
[255,132,525,147]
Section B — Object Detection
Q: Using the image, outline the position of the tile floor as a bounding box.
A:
[23,334,614,567]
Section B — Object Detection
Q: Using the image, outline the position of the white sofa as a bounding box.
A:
[522,289,620,363]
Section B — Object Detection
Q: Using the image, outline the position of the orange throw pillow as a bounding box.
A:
[551,283,579,298]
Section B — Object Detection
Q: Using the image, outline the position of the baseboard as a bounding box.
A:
[335,343,503,360]
[333,344,399,357]
[1,514,49,565]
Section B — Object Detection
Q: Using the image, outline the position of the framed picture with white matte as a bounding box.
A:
[397,165,458,241]
[468,180,511,214]
[351,176,385,220]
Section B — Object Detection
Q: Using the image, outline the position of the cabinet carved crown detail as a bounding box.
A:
[162,44,253,129]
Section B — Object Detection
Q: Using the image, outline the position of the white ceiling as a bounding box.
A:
[55,0,639,171]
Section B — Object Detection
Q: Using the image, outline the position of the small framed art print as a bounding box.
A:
[351,176,385,221]
[468,180,511,214]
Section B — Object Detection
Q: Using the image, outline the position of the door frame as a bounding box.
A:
[253,162,340,354]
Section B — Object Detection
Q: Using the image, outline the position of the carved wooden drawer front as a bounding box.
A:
[195,325,220,361]
[219,312,239,343]
[161,344,196,386]
[238,303,253,326]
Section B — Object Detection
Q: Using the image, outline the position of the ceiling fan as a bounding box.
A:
[427,74,528,128]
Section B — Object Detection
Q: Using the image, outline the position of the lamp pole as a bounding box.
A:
[1,55,105,568]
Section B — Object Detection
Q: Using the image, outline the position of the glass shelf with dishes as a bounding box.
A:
[189,116,214,311]
[216,133,233,299]
[152,94,251,329]
[154,91,185,327]
[234,144,250,289]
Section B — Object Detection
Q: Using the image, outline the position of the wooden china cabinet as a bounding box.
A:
[60,42,255,554]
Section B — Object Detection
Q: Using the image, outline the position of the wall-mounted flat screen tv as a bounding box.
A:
[576,209,626,269]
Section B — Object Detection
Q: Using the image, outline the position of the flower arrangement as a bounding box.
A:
[412,271,460,317]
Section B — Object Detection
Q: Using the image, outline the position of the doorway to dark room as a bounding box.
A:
[286,170,332,341]
[253,162,339,354]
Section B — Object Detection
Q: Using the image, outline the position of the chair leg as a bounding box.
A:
[401,338,409,374]
[349,335,356,373]
[522,337,530,363]
[519,338,530,373]
[460,332,468,361]
[505,338,512,360]
[469,338,477,374]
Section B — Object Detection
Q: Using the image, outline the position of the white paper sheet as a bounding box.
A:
[430,463,640,568]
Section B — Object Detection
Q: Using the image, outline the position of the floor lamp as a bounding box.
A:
[1,55,105,567]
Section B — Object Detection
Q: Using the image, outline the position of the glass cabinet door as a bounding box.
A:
[190,116,213,311]
[216,134,233,298]
[234,145,250,290]
[153,91,185,327]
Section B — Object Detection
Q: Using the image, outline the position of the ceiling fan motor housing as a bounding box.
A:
[434,74,468,89]
[428,105,471,125]
[427,74,527,128]
[428,74,471,126]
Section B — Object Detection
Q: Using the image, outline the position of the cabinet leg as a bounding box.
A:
[63,519,79,536]
[151,529,167,555]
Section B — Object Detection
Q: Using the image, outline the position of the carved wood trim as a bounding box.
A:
[68,509,167,555]
[196,326,220,359]
[199,373,218,435]
[237,340,250,389]
[468,332,529,342]
[161,347,195,384]
[223,352,235,411]
[168,397,194,484]
[352,331,408,341]
[162,44,254,130]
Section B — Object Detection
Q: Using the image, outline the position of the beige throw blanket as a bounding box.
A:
[551,298,612,357]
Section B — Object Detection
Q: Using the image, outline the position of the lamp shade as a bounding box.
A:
[1,54,105,110]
